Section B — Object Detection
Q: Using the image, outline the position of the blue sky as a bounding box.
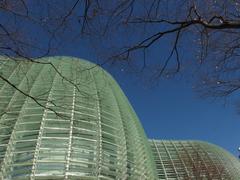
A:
[1,0,239,160]
[14,2,238,157]
[114,72,240,157]
[56,38,240,158]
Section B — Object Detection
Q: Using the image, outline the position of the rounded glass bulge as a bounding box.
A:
[0,57,157,180]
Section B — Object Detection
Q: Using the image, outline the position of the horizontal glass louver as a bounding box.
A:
[0,56,240,180]
[149,140,240,180]
[0,57,157,179]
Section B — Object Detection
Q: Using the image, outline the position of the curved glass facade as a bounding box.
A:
[0,56,239,180]
[0,57,156,179]
[150,140,240,179]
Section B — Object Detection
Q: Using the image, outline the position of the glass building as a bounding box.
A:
[150,140,240,179]
[0,56,239,179]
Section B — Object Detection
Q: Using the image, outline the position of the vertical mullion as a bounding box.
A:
[152,140,168,179]
[0,63,45,179]
[0,63,35,167]
[30,63,60,180]
[64,87,76,179]
[0,61,21,93]
[198,143,222,177]
[107,79,128,179]
[90,70,102,179]
[162,141,180,179]
[170,141,190,178]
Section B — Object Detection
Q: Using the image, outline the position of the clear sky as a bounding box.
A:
[10,2,238,157]
[55,37,240,158]
[115,72,240,157]
[1,0,239,160]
